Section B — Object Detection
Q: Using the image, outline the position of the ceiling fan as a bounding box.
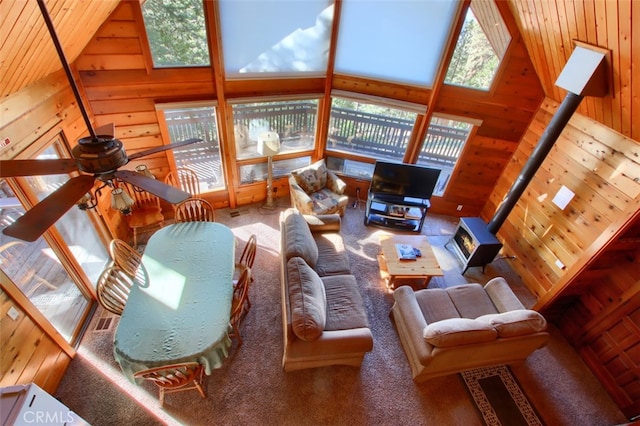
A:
[0,0,202,242]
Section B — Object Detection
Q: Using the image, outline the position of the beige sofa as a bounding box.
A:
[391,277,549,382]
[279,208,373,371]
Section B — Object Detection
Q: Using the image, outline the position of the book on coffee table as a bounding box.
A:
[395,243,417,260]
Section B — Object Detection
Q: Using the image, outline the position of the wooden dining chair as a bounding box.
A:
[233,234,257,303]
[164,167,200,198]
[174,198,216,223]
[124,184,165,247]
[133,362,206,407]
[96,265,135,316]
[109,239,142,279]
[229,267,251,346]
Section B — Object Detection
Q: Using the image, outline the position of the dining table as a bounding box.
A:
[113,221,236,383]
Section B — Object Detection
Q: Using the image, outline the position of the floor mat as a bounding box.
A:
[461,365,544,426]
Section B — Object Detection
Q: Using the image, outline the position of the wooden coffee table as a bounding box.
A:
[378,234,443,290]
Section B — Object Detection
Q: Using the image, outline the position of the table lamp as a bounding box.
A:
[257,131,281,209]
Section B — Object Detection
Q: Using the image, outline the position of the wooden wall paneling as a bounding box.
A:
[507,1,551,101]
[1,3,43,96]
[331,74,429,106]
[0,288,71,393]
[633,2,640,141]
[488,97,640,317]
[0,0,119,98]
[578,294,640,419]
[509,0,639,143]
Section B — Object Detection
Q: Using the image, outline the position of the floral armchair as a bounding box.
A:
[288,159,349,216]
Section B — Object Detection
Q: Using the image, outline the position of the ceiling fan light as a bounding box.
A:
[111,188,135,215]
[135,164,156,179]
[76,192,94,211]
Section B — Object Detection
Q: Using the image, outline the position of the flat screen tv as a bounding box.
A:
[369,161,441,200]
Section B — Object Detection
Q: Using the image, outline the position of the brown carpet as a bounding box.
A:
[54,200,627,426]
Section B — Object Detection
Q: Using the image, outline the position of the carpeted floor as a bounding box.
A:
[55,200,627,426]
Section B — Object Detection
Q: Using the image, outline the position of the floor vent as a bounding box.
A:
[94,316,113,332]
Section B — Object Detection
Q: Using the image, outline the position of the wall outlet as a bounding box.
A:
[456,205,463,211]
[7,306,19,320]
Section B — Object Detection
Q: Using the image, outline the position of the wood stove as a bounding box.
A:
[449,217,502,274]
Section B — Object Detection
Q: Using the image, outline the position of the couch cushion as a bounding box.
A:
[446,284,499,318]
[310,188,346,215]
[422,318,497,347]
[287,257,327,342]
[321,275,369,331]
[283,211,319,268]
[415,288,460,323]
[314,232,351,276]
[477,310,547,338]
[291,160,328,194]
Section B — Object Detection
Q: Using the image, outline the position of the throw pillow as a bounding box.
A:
[283,210,319,268]
[476,310,547,338]
[423,318,497,348]
[291,160,328,194]
[287,257,327,342]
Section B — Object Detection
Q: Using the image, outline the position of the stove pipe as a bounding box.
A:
[486,92,583,235]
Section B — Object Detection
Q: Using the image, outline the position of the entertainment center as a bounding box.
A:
[364,161,440,233]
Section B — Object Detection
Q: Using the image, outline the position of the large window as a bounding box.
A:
[334,0,459,87]
[445,0,511,90]
[0,140,109,345]
[218,0,333,78]
[416,115,474,196]
[160,104,225,192]
[327,96,418,162]
[142,0,209,67]
[232,99,319,160]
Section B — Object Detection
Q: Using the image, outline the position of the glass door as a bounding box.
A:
[0,141,110,345]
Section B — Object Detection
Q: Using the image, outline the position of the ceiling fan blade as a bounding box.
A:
[0,159,78,178]
[115,170,191,204]
[127,138,203,161]
[95,123,115,137]
[2,175,96,242]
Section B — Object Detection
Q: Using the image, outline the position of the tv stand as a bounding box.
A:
[364,192,430,232]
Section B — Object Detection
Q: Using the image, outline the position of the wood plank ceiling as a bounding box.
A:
[2,0,637,145]
[0,0,120,99]
[507,0,638,142]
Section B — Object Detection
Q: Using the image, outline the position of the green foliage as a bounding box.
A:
[445,12,500,90]
[142,0,209,67]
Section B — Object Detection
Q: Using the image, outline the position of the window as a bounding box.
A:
[239,157,310,185]
[327,96,418,162]
[334,0,458,87]
[142,0,209,67]
[218,0,333,77]
[232,99,319,160]
[416,115,474,196]
[159,104,225,191]
[326,156,375,180]
[0,141,108,344]
[445,1,511,90]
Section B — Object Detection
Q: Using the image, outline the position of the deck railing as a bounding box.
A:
[163,102,468,174]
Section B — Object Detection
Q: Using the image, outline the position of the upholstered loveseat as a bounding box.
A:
[391,277,549,382]
[279,208,373,371]
[288,159,349,216]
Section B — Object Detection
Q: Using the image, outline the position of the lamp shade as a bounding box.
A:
[257,132,281,157]
[135,164,155,179]
[111,187,135,214]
